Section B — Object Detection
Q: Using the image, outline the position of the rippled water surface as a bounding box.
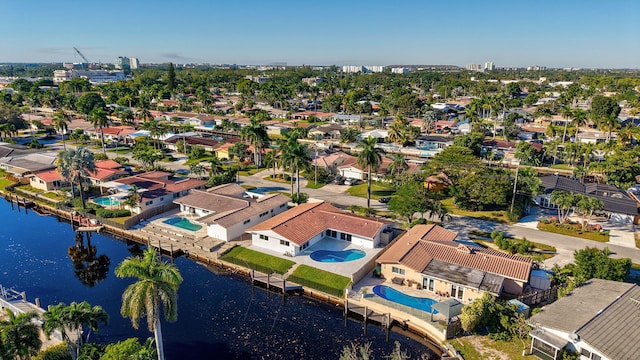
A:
[0,200,437,359]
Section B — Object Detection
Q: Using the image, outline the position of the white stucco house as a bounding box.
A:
[173,183,290,241]
[246,201,392,256]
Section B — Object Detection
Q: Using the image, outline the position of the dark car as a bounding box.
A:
[379,197,391,203]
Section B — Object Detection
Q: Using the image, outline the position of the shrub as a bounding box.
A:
[33,343,72,360]
[96,208,131,218]
[292,192,309,204]
[93,153,108,161]
[408,218,427,228]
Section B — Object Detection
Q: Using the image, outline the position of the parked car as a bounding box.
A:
[379,197,391,203]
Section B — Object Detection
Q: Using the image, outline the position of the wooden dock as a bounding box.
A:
[250,270,303,293]
[77,225,104,233]
[344,298,391,337]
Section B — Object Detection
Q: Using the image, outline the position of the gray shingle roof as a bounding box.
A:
[422,259,505,295]
[576,285,640,360]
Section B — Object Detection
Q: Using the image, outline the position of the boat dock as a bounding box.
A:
[0,284,45,317]
[4,193,34,208]
[250,270,303,293]
[344,298,391,337]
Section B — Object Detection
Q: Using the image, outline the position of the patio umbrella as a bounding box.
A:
[431,298,464,323]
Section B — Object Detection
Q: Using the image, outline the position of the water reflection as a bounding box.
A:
[68,231,110,287]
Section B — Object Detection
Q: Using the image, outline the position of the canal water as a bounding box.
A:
[0,200,438,359]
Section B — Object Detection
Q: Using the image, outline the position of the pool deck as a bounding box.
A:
[250,237,385,278]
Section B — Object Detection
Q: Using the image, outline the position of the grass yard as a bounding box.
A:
[305,180,325,189]
[448,336,534,360]
[288,265,351,297]
[537,222,610,242]
[220,246,295,275]
[0,177,15,191]
[442,197,511,224]
[107,148,132,154]
[237,167,262,176]
[15,184,43,194]
[42,192,65,201]
[346,182,395,200]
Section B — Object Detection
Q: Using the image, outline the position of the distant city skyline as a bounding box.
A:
[2,0,639,69]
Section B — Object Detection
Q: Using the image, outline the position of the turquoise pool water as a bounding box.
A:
[93,196,121,206]
[372,285,438,314]
[310,249,366,262]
[163,217,202,231]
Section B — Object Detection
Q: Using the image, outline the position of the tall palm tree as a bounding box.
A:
[571,109,589,142]
[43,302,108,360]
[57,147,96,209]
[209,155,224,176]
[241,118,269,168]
[115,248,183,360]
[89,107,110,155]
[0,309,42,360]
[357,136,383,208]
[53,110,70,150]
[560,106,573,145]
[387,153,408,177]
[279,130,312,200]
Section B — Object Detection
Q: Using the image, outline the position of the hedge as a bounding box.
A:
[96,208,131,218]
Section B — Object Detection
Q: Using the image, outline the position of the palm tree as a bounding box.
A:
[189,163,206,179]
[0,309,42,360]
[53,110,70,150]
[571,109,588,142]
[57,147,96,209]
[560,106,573,145]
[241,118,269,168]
[387,153,408,177]
[357,136,383,208]
[123,185,141,212]
[115,248,183,360]
[89,108,110,155]
[263,149,278,178]
[279,131,311,199]
[209,155,224,176]
[43,302,108,360]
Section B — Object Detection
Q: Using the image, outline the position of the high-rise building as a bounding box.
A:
[129,57,139,69]
[484,61,495,71]
[115,56,130,70]
[466,63,483,71]
[391,67,409,74]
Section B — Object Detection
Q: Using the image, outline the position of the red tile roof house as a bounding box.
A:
[246,201,392,257]
[337,156,421,181]
[376,224,532,303]
[113,171,206,214]
[87,126,137,144]
[86,159,129,187]
[28,169,67,191]
[172,183,290,241]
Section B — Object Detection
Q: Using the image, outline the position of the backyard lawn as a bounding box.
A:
[441,197,511,224]
[220,246,295,274]
[0,177,15,191]
[346,183,395,200]
[287,265,351,297]
[448,336,535,360]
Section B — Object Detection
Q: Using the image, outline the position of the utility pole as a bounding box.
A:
[510,161,520,215]
[314,146,318,185]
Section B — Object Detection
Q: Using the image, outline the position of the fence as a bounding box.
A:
[518,285,563,306]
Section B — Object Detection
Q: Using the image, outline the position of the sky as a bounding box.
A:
[2,0,639,69]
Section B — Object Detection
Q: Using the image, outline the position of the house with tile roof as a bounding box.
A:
[376,224,532,303]
[86,159,129,186]
[247,201,392,256]
[173,183,289,241]
[28,169,67,191]
[528,278,640,360]
[113,171,206,213]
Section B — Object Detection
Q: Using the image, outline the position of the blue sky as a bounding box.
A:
[2,0,639,68]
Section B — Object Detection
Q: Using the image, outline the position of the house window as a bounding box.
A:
[340,233,352,242]
[145,201,152,205]
[280,240,290,246]
[392,266,405,275]
[422,277,435,292]
[259,234,269,241]
[592,354,601,360]
[280,204,286,208]
[450,285,464,300]
[580,349,591,358]
[326,230,337,238]
[243,219,251,224]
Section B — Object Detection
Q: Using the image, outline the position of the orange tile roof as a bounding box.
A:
[31,169,63,182]
[247,202,387,245]
[377,224,531,282]
[95,159,122,170]
[88,168,119,181]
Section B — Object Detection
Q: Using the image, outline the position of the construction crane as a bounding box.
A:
[73,47,91,68]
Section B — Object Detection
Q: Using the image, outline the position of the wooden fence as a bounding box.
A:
[517,285,564,306]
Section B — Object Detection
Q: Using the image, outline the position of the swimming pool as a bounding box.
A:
[93,196,121,206]
[163,217,202,231]
[310,249,366,262]
[372,285,438,314]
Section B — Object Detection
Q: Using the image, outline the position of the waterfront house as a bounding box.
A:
[528,278,640,360]
[0,151,58,178]
[164,134,220,152]
[28,169,66,191]
[414,135,454,151]
[376,224,532,303]
[86,159,129,187]
[113,171,206,213]
[173,183,289,241]
[247,201,392,256]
